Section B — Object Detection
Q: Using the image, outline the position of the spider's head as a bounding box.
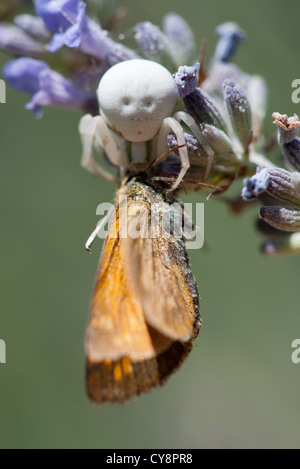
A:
[97,59,177,143]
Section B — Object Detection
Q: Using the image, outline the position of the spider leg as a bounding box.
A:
[157,117,190,191]
[79,114,128,184]
[85,206,114,252]
[174,111,215,181]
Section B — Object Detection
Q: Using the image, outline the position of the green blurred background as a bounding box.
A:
[1,0,300,449]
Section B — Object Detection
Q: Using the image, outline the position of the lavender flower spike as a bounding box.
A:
[242,168,270,201]
[163,13,195,65]
[0,23,44,56]
[214,22,246,62]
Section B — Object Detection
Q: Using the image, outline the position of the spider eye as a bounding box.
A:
[122,97,132,106]
[97,59,177,142]
[143,97,153,107]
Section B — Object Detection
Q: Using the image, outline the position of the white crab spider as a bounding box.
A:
[79,59,215,192]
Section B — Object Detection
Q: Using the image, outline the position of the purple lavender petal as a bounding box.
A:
[47,1,87,52]
[3,58,49,94]
[26,69,86,107]
[77,11,137,63]
[34,0,80,32]
[45,1,137,63]
[25,68,96,117]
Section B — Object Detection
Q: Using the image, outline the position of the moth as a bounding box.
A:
[79,59,205,404]
[85,178,201,404]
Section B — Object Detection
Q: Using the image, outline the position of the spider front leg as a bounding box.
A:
[79,114,128,184]
[157,117,190,191]
[174,111,215,182]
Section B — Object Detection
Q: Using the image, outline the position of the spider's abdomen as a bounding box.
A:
[97,59,177,143]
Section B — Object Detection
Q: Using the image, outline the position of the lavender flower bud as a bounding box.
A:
[168,132,203,157]
[204,61,248,96]
[256,219,286,237]
[223,79,252,148]
[200,123,239,165]
[0,23,44,56]
[247,76,267,122]
[247,75,267,140]
[243,166,300,208]
[14,14,50,41]
[174,63,199,99]
[263,167,300,206]
[282,138,300,172]
[162,13,195,65]
[168,128,238,168]
[103,41,138,67]
[134,22,174,67]
[260,206,300,232]
[167,132,208,166]
[185,89,228,132]
[272,113,300,145]
[214,22,246,62]
[242,168,270,201]
[292,172,300,195]
[261,233,300,256]
[174,64,226,131]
